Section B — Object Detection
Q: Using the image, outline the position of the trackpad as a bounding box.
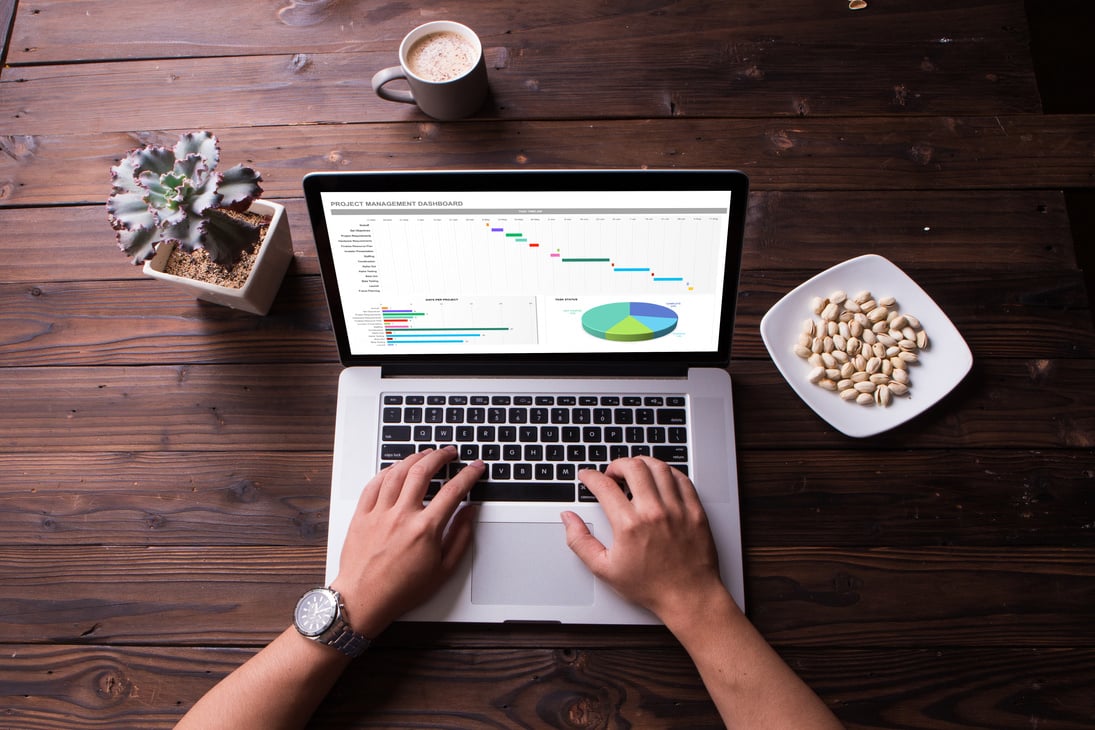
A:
[471,522,595,606]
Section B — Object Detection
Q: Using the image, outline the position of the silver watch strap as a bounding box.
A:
[327,617,371,658]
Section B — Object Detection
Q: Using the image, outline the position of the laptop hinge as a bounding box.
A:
[373,362,691,378]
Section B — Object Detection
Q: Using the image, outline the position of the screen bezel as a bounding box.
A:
[303,169,748,375]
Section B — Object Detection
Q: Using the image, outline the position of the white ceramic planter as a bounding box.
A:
[143,200,293,315]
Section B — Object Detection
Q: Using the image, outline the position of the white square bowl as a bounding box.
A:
[759,254,972,438]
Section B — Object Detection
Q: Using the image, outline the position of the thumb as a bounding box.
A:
[561,511,609,574]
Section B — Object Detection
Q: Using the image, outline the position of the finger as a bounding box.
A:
[667,463,703,509]
[603,457,663,507]
[375,449,434,507]
[393,447,458,506]
[439,504,479,576]
[667,466,712,526]
[636,456,687,510]
[355,467,389,514]
[578,467,632,517]
[425,458,484,524]
[561,511,610,576]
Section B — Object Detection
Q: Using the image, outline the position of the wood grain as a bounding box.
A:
[0,190,1075,285]
[1,450,1092,548]
[1,546,1092,648]
[0,23,1039,134]
[2,644,1093,730]
[1,359,1090,452]
[0,268,1089,365]
[3,115,1095,209]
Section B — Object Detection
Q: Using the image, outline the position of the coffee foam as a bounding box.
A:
[406,31,477,82]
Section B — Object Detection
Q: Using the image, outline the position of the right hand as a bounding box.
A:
[560,456,729,626]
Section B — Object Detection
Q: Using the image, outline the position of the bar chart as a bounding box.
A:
[379,298,538,348]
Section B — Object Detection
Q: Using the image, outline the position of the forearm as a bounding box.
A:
[175,627,350,730]
[665,589,843,730]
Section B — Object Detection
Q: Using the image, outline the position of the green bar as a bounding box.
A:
[561,258,611,263]
[383,312,426,317]
[505,233,524,237]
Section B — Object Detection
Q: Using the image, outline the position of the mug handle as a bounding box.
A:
[372,66,416,104]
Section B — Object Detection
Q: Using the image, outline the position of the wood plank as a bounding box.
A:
[0,24,1040,135]
[5,0,1036,82]
[1,450,1092,548]
[0,363,341,454]
[0,275,339,366]
[0,359,1092,452]
[3,644,1094,730]
[738,449,1095,548]
[736,268,1095,359]
[2,546,1092,648]
[0,452,334,546]
[729,359,1095,449]
[3,116,1095,208]
[743,189,1078,271]
[0,268,1090,365]
[0,191,1075,285]
[0,198,319,283]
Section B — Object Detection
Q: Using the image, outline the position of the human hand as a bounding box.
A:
[330,447,483,638]
[561,456,729,627]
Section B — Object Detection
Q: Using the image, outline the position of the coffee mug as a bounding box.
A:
[371,21,489,121]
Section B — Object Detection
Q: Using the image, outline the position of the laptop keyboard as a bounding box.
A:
[379,393,690,502]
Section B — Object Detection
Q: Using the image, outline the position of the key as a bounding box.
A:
[382,426,412,441]
[653,445,688,462]
[471,483,576,502]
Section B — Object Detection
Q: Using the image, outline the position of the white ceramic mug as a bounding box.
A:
[371,21,489,121]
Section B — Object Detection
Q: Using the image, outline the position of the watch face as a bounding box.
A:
[294,589,338,637]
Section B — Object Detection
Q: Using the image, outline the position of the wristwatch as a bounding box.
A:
[293,587,371,658]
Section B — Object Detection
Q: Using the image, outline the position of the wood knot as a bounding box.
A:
[94,668,133,705]
[908,142,934,165]
[288,53,312,73]
[0,135,38,161]
[535,690,609,729]
[228,479,260,503]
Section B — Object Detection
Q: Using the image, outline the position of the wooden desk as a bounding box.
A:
[2,1,1093,727]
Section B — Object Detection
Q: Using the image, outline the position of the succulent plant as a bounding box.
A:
[107,131,265,267]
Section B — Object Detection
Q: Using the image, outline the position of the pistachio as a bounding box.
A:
[794,288,928,407]
[875,384,892,406]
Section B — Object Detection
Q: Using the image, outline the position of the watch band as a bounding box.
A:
[326,617,372,658]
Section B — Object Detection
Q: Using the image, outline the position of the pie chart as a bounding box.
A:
[581,302,679,342]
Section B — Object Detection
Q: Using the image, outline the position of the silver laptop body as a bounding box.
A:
[303,169,749,624]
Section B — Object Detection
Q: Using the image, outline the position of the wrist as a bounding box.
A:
[658,581,741,640]
[327,580,390,639]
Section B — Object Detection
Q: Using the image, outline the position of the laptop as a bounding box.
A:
[303,169,748,624]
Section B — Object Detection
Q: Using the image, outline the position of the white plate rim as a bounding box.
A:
[759,254,972,437]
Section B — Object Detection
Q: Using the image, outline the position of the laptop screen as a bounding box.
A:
[304,170,748,371]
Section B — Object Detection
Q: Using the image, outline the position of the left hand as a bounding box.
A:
[330,446,483,638]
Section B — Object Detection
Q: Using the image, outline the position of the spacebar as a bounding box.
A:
[470,482,576,502]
